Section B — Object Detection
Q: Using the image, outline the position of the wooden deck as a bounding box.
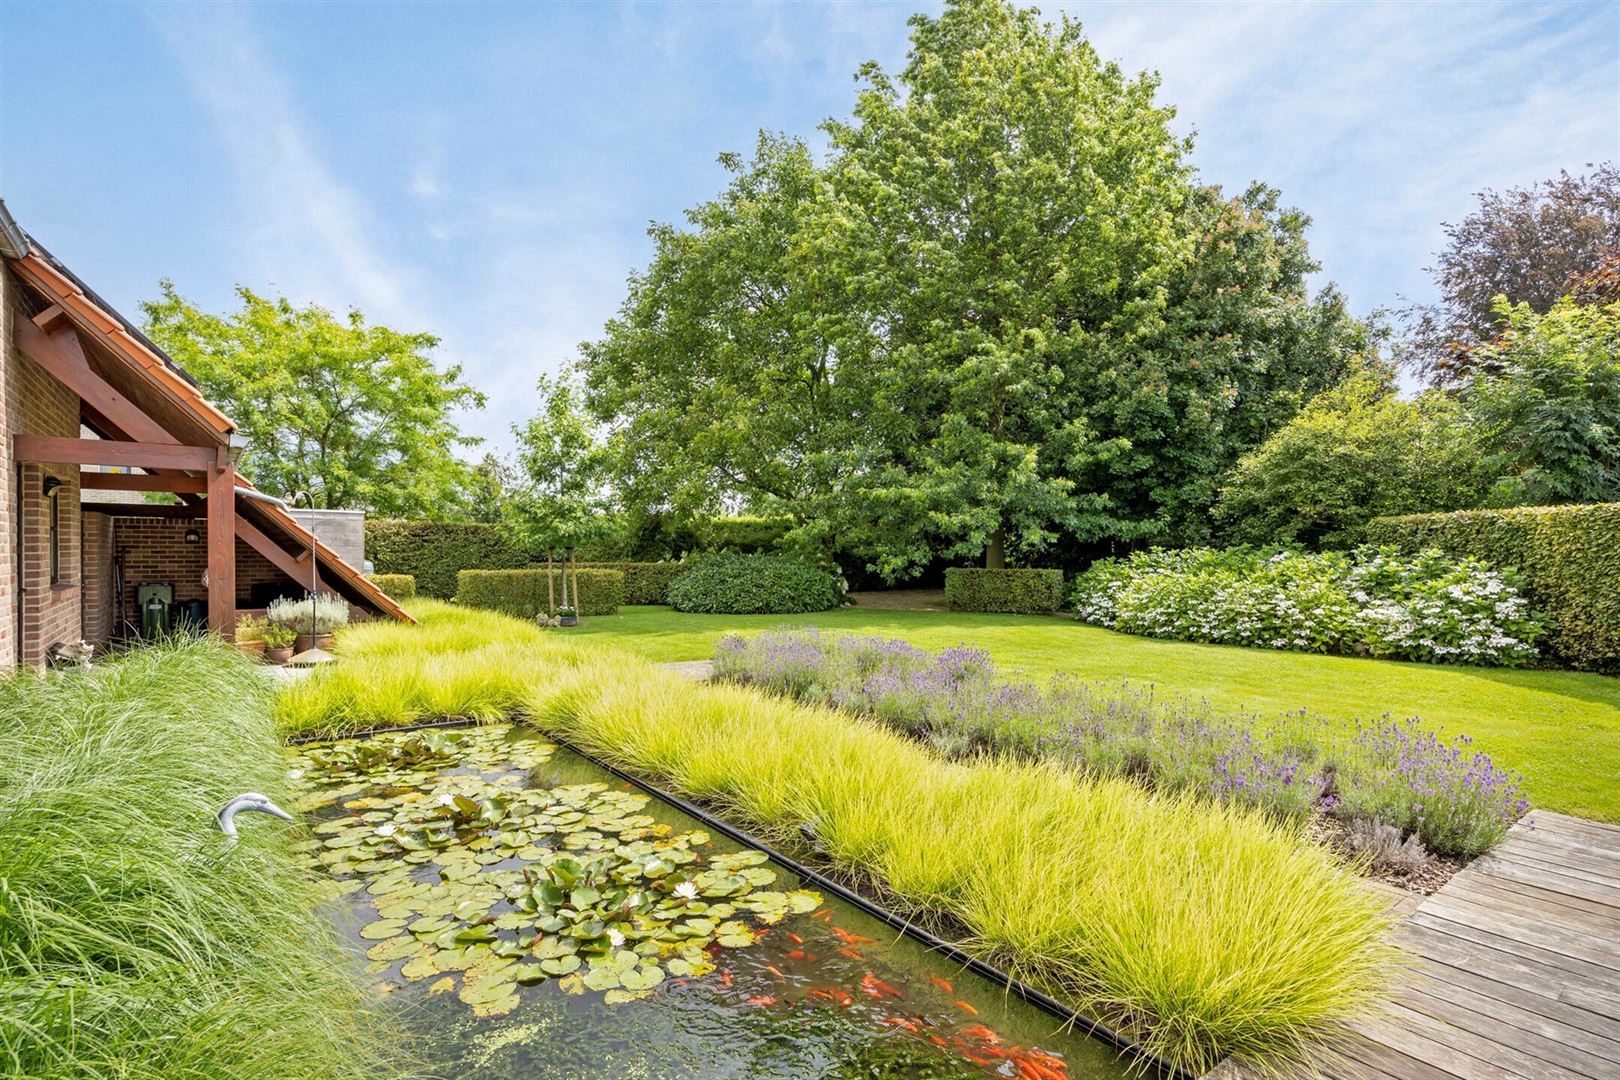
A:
[1211,811,1620,1080]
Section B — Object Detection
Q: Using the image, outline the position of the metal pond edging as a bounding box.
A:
[284,717,1192,1080]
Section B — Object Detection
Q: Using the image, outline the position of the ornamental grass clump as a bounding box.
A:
[0,639,383,1080]
[522,657,1397,1075]
[1072,545,1545,666]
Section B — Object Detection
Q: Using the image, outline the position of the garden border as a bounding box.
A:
[285,716,1187,1079]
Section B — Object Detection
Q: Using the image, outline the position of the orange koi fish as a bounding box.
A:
[836,947,864,961]
[787,932,804,945]
[860,972,902,1000]
[765,964,786,979]
[830,927,877,946]
[786,950,806,960]
[879,1017,920,1033]
[812,909,833,922]
[746,995,777,1007]
[954,999,979,1016]
[927,974,953,993]
[962,1024,1000,1044]
[719,969,732,987]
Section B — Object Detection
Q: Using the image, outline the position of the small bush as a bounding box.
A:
[1365,503,1620,672]
[365,519,538,598]
[943,567,1064,614]
[455,568,624,617]
[267,593,351,635]
[572,561,690,604]
[365,572,416,599]
[1071,546,1545,666]
[666,554,842,614]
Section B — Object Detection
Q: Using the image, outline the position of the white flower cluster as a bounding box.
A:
[1071,546,1545,667]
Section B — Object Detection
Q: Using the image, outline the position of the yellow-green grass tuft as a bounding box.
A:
[0,638,387,1080]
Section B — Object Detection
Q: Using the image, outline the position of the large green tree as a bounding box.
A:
[143,283,484,516]
[579,0,1364,578]
[1216,364,1489,548]
[511,373,616,554]
[1466,292,1620,506]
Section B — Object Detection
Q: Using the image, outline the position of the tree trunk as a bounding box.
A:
[985,528,1006,570]
[569,548,580,618]
[547,549,556,615]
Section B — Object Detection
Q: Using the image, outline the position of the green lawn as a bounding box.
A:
[571,605,1620,823]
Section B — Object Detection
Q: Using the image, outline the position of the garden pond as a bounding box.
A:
[286,724,1139,1079]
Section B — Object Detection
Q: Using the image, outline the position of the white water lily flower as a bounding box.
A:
[608,929,626,948]
[436,792,458,806]
[376,822,397,837]
[673,881,699,901]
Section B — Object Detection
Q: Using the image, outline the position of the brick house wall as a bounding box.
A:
[105,518,297,635]
[2,270,85,667]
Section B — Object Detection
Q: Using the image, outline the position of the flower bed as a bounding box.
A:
[1070,546,1545,666]
[713,627,1529,858]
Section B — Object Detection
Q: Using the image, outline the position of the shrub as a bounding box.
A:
[1215,366,1489,548]
[235,614,268,642]
[1071,546,1545,666]
[455,567,624,617]
[1365,503,1620,672]
[572,561,690,604]
[666,554,842,614]
[365,572,416,599]
[0,639,382,1079]
[267,593,351,635]
[943,567,1064,614]
[365,519,538,598]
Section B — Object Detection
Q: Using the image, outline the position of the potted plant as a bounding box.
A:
[267,594,350,653]
[234,616,268,659]
[262,623,296,664]
[557,604,578,627]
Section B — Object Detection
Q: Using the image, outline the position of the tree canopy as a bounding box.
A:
[143,283,484,516]
[510,373,616,553]
[579,0,1365,579]
[1399,162,1620,383]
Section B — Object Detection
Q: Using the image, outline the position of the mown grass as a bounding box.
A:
[0,638,384,1080]
[282,603,1398,1075]
[569,605,1620,823]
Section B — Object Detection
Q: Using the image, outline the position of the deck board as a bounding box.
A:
[1207,811,1620,1080]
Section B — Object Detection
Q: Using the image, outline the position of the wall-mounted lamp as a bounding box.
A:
[184,527,202,544]
[41,476,62,497]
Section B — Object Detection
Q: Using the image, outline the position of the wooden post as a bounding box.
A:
[206,448,235,638]
[569,548,580,619]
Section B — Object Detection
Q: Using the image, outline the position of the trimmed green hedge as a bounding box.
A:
[366,520,536,599]
[944,567,1064,614]
[1365,504,1620,671]
[365,573,416,599]
[573,561,691,605]
[667,554,843,614]
[455,568,624,617]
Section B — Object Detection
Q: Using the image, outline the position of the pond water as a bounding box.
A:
[286,724,1138,1080]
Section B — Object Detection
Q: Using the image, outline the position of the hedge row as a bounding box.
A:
[943,568,1064,614]
[667,554,844,614]
[455,568,624,617]
[1365,503,1620,672]
[572,562,691,605]
[366,520,536,599]
[364,573,416,599]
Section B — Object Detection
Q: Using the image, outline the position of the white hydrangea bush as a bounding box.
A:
[1071,546,1545,666]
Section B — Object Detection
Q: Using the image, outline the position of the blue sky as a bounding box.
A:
[3,1,1615,453]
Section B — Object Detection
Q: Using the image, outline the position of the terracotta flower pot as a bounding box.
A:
[235,638,267,658]
[293,633,335,654]
[265,645,294,664]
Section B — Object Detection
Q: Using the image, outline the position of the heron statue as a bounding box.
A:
[217,792,295,847]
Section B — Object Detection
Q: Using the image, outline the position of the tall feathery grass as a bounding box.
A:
[279,603,1398,1074]
[0,638,385,1080]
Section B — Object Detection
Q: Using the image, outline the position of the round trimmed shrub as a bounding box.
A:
[666,554,843,614]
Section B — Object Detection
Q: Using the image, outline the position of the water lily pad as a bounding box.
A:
[359,919,406,940]
[539,954,581,976]
[582,966,620,992]
[400,953,439,981]
[603,988,650,1005]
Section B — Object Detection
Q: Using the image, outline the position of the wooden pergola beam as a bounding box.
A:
[79,472,207,494]
[15,316,177,446]
[206,448,234,638]
[13,435,215,471]
[235,512,314,590]
[80,502,206,518]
